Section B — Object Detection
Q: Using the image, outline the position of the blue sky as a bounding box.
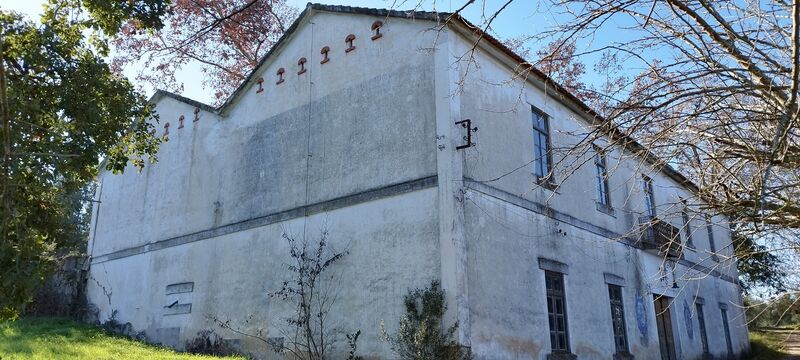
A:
[0,0,580,104]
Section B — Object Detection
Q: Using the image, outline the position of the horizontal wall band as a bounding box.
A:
[463,178,738,285]
[91,175,438,264]
[92,175,737,286]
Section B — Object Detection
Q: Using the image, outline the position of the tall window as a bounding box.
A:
[643,175,656,217]
[706,217,718,261]
[682,201,694,248]
[721,307,733,356]
[594,146,611,208]
[608,285,629,354]
[545,271,570,353]
[532,108,552,182]
[696,303,709,354]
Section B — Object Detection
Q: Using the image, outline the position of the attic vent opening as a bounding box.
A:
[163,122,170,136]
[178,115,185,129]
[193,107,200,122]
[371,21,383,40]
[320,46,330,64]
[256,77,264,93]
[276,68,285,84]
[345,34,356,53]
[297,57,307,75]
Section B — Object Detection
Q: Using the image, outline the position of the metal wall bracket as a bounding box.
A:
[456,119,478,150]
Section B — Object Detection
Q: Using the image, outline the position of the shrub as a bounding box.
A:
[381,281,471,360]
[185,329,237,356]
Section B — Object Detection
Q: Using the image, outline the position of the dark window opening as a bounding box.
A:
[545,271,570,353]
[643,175,656,217]
[696,303,709,354]
[532,108,553,183]
[706,217,718,261]
[608,285,629,353]
[595,146,611,209]
[721,307,733,356]
[682,202,694,248]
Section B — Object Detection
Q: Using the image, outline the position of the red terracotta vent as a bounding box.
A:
[345,34,356,53]
[320,46,330,64]
[371,21,383,40]
[276,68,285,84]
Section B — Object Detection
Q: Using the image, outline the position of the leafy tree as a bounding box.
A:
[112,0,298,104]
[734,231,785,295]
[0,1,162,320]
[428,0,800,305]
[381,281,471,360]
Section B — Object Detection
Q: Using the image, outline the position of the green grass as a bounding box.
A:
[0,317,245,360]
[748,329,794,360]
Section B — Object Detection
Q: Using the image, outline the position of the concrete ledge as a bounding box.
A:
[613,351,635,360]
[603,273,626,286]
[538,257,569,274]
[464,179,739,285]
[92,175,437,264]
[695,296,705,305]
[165,282,194,295]
[546,352,577,360]
[163,303,191,316]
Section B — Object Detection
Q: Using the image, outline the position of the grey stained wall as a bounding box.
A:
[448,27,748,360]
[87,6,749,360]
[87,10,442,359]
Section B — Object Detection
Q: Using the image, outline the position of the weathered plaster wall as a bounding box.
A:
[449,29,748,360]
[462,188,748,360]
[90,10,438,257]
[87,6,749,360]
[88,188,440,359]
[87,9,443,359]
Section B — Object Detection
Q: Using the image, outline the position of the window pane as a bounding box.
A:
[532,109,551,180]
[545,271,569,352]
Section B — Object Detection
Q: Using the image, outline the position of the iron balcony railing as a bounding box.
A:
[638,216,683,259]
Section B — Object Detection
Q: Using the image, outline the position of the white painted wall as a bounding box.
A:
[449,26,748,360]
[87,6,749,360]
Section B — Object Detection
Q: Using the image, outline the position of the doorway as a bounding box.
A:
[653,295,677,360]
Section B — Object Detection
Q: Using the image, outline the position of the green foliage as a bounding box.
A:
[381,281,471,360]
[185,329,239,357]
[0,3,161,320]
[745,294,800,328]
[748,329,795,360]
[0,317,245,359]
[346,330,362,360]
[734,232,785,295]
[77,0,171,35]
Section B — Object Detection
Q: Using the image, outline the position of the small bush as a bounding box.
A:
[381,280,471,360]
[185,329,237,356]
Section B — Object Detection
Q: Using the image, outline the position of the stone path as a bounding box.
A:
[770,329,800,359]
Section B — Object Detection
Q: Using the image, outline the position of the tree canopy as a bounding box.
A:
[112,0,297,104]
[0,0,164,320]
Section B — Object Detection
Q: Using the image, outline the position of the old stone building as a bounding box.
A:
[86,4,749,359]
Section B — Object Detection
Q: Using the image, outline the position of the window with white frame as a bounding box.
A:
[594,145,611,209]
[532,107,552,182]
[642,175,656,217]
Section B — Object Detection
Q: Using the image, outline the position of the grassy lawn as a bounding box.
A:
[0,317,244,360]
[748,328,798,360]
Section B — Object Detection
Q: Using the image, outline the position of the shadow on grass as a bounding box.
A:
[748,328,795,360]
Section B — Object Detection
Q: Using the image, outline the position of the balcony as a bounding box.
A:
[637,216,682,259]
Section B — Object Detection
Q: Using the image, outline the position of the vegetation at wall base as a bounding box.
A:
[0,317,244,360]
[381,280,472,360]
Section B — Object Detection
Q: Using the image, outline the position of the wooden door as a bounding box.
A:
[653,295,676,360]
